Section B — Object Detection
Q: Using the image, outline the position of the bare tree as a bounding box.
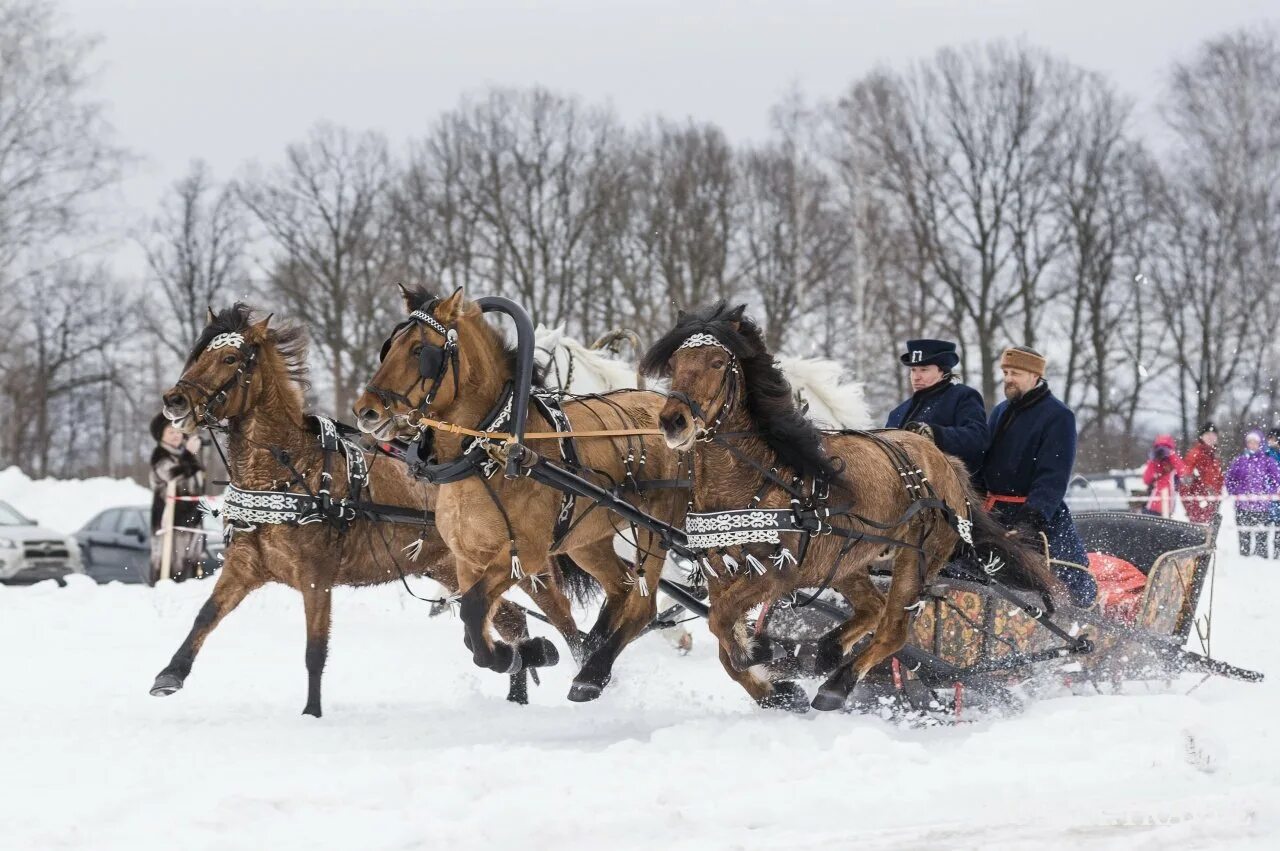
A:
[239,123,395,414]
[141,161,249,362]
[0,0,126,281]
[840,42,1083,405]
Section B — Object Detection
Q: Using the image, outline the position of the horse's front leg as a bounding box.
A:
[150,550,264,697]
[706,574,808,712]
[458,559,561,676]
[300,579,334,717]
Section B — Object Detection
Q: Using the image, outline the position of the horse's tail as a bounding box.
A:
[553,554,601,606]
[950,458,1063,604]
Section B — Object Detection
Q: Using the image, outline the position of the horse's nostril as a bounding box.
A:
[672,413,688,431]
[164,393,188,411]
[359,407,379,423]
[661,412,688,433]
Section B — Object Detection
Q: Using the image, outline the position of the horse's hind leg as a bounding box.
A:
[521,567,585,664]
[830,547,927,698]
[813,565,886,675]
[568,540,661,702]
[301,581,334,718]
[150,557,263,697]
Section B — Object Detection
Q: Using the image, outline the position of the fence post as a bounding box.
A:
[159,479,177,582]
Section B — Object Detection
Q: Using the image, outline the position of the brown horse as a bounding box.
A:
[354,286,685,701]
[153,305,576,716]
[642,303,1059,711]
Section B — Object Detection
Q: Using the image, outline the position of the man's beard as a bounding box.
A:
[1004,383,1023,401]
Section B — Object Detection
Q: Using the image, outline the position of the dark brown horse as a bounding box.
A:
[153,305,577,716]
[354,287,685,701]
[642,303,1058,711]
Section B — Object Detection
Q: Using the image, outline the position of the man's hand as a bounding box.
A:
[903,421,936,443]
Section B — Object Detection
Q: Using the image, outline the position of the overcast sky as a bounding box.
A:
[64,0,1274,273]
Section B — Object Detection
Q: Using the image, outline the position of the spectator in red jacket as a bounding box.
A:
[1181,423,1224,524]
[1142,434,1185,517]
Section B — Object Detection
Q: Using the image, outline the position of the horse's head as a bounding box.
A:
[641,303,747,451]
[354,285,469,440]
[162,305,296,432]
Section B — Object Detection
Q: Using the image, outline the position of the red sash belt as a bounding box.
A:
[983,494,1027,512]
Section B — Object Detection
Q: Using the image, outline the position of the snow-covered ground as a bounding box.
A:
[0,475,1277,850]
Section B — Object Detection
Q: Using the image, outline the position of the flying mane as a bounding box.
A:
[188,303,310,392]
[641,302,841,482]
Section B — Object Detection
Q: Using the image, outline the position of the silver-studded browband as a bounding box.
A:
[410,309,450,336]
[678,332,732,353]
[208,332,246,350]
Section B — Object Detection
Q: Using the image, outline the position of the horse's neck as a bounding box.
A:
[691,409,771,512]
[227,379,312,490]
[431,337,512,462]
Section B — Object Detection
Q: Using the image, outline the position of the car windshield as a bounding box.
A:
[0,501,32,526]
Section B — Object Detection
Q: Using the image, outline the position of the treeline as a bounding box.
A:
[2,0,1279,480]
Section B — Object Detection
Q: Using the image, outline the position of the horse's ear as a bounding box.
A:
[676,308,690,324]
[206,306,217,325]
[727,304,747,330]
[397,283,415,312]
[437,286,465,322]
[249,314,273,338]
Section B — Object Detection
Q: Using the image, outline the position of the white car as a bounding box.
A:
[0,499,85,586]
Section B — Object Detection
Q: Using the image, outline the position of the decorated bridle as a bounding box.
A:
[175,332,261,427]
[667,331,741,442]
[365,302,461,427]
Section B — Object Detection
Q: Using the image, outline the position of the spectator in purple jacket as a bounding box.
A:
[1226,429,1280,557]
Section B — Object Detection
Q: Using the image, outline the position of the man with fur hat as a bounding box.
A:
[980,346,1095,607]
[885,338,988,477]
[149,414,206,582]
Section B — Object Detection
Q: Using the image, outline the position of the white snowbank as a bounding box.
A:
[0,540,1276,849]
[0,466,151,533]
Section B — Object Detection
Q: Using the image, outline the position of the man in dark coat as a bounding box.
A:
[885,338,988,477]
[149,414,206,582]
[980,346,1096,608]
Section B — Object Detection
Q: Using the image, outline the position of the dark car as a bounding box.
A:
[75,503,222,585]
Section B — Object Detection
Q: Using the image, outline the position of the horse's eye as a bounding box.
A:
[411,343,424,356]
[222,354,237,365]
[711,358,726,370]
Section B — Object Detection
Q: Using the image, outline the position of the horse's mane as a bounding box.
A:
[187,303,310,390]
[775,355,871,430]
[403,286,543,387]
[641,301,841,482]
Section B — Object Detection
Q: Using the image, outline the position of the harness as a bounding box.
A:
[175,332,260,427]
[365,304,461,426]
[216,416,433,536]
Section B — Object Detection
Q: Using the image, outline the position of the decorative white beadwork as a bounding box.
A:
[409,309,449,335]
[677,332,731,353]
[208,332,245,350]
[955,516,974,545]
[221,486,308,526]
[686,509,783,533]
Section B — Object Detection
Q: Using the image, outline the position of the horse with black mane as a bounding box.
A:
[642,303,1060,711]
[153,305,580,715]
[354,286,686,702]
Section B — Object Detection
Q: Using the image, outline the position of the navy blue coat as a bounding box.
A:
[981,384,1078,524]
[886,379,989,474]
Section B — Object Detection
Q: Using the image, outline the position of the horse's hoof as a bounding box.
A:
[813,635,845,677]
[810,686,850,712]
[760,681,810,713]
[149,673,184,697]
[518,637,560,670]
[567,681,602,703]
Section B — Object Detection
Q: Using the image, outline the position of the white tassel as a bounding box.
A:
[904,599,926,614]
[745,554,767,576]
[771,548,797,570]
[700,557,718,579]
[635,572,650,596]
[526,571,546,592]
[981,553,1004,575]
[721,553,739,574]
[510,553,524,580]
[402,537,425,562]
